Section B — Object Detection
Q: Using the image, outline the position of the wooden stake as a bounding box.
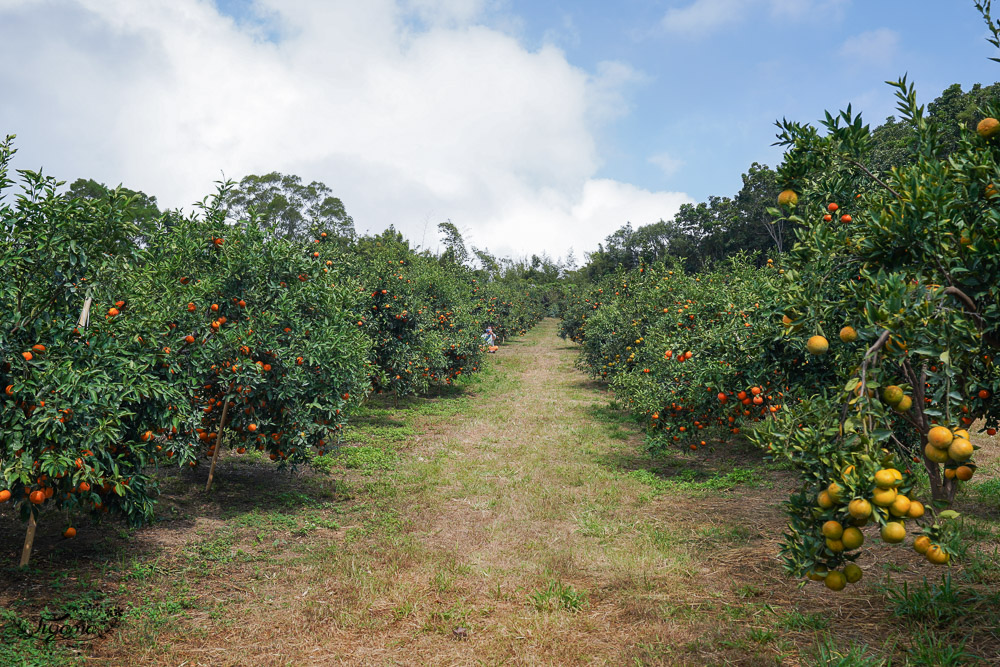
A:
[205,399,230,493]
[78,296,93,328]
[20,513,37,567]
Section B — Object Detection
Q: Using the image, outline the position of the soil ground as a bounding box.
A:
[2,319,999,665]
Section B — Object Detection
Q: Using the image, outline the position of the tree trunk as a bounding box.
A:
[205,400,231,493]
[19,514,37,567]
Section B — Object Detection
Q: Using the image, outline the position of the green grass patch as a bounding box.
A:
[528,580,588,613]
[626,466,764,493]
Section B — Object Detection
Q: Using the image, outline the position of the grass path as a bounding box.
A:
[5,319,1000,665]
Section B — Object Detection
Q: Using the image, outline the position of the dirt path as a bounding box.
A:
[11,318,998,665]
[122,318,804,665]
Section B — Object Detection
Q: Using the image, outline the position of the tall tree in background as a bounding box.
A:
[222,172,354,240]
[437,219,469,266]
[65,178,163,225]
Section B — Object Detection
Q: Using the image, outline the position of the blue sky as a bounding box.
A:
[1,0,998,258]
[502,0,1000,201]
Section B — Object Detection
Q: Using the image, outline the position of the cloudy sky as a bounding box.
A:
[1,0,998,261]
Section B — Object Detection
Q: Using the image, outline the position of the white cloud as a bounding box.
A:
[838,28,900,69]
[662,0,848,36]
[662,0,745,35]
[648,151,685,178]
[0,0,690,258]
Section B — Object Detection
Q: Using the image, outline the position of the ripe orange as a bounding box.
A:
[22,351,33,361]
[822,520,844,540]
[848,498,872,519]
[839,326,857,343]
[841,526,864,550]
[0,489,11,503]
[806,336,829,355]
[827,202,839,212]
[926,544,949,564]
[948,438,973,462]
[924,443,949,464]
[778,190,799,206]
[108,307,120,317]
[882,386,904,406]
[824,570,846,591]
[880,522,906,543]
[955,465,974,481]
[977,117,999,139]
[840,214,852,223]
[906,500,925,518]
[64,527,77,539]
[29,490,45,504]
[913,535,931,554]
[927,425,953,449]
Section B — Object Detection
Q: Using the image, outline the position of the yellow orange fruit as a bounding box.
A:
[882,385,904,406]
[913,536,931,554]
[894,395,912,412]
[844,563,862,583]
[924,443,949,464]
[817,490,835,509]
[977,117,1000,139]
[841,526,864,550]
[927,426,953,449]
[872,487,897,507]
[948,438,973,462]
[926,544,950,565]
[881,522,906,544]
[848,498,872,520]
[778,189,799,206]
[839,326,858,343]
[889,494,911,517]
[827,482,844,503]
[824,570,847,591]
[874,469,897,489]
[906,500,925,519]
[806,336,829,355]
[822,521,844,540]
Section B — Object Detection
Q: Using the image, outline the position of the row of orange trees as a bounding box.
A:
[561,72,999,589]
[0,138,544,563]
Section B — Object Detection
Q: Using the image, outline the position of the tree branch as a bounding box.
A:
[846,159,901,199]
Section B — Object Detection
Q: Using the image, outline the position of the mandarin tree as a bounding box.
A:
[750,28,1000,588]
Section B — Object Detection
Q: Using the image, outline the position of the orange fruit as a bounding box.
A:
[806,336,829,355]
[839,326,857,343]
[29,490,45,504]
[926,544,950,564]
[977,117,1000,139]
[848,498,872,520]
[882,386,904,406]
[947,438,973,462]
[777,190,798,206]
[906,501,925,519]
[0,489,11,503]
[927,426,953,449]
[913,536,931,554]
[64,527,77,539]
[844,563,862,583]
[924,443,949,464]
[841,526,864,550]
[822,521,844,540]
[955,466,974,481]
[880,522,906,544]
[824,570,846,591]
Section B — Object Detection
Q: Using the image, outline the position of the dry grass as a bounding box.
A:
[2,318,999,665]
